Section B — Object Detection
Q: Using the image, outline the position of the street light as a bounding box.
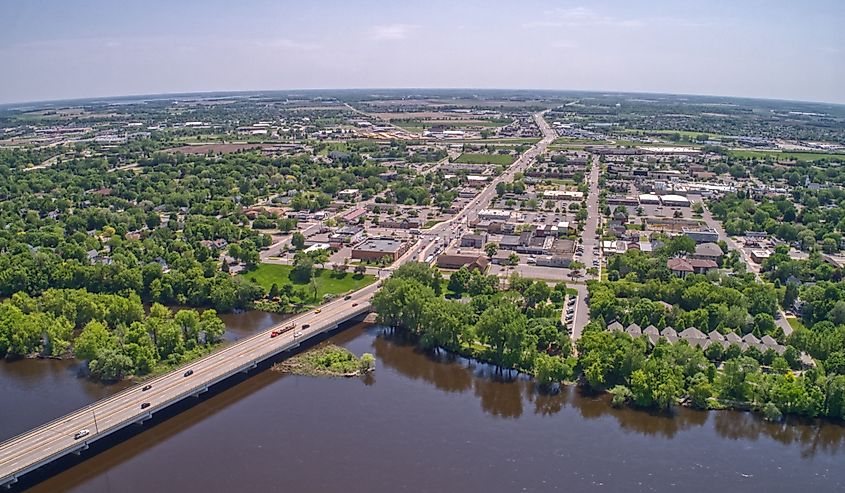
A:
[92,410,100,434]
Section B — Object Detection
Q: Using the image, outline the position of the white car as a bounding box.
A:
[74,429,90,440]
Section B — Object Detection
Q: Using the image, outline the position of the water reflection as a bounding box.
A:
[372,327,845,456]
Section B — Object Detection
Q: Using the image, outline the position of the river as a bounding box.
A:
[1,315,843,492]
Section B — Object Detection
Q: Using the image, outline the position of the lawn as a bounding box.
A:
[786,316,806,332]
[455,153,517,165]
[241,263,376,301]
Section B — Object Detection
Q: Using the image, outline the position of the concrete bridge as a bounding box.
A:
[0,282,379,489]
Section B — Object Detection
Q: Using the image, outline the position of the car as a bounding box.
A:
[270,331,280,338]
[183,369,194,377]
[567,308,575,315]
[302,324,311,329]
[344,295,352,300]
[568,298,576,305]
[315,309,322,314]
[142,384,152,391]
[352,303,358,307]
[73,429,90,440]
[141,402,151,409]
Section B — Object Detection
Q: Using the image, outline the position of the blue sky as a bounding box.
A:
[1,0,843,104]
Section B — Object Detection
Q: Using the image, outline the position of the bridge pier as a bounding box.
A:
[72,444,89,455]
[134,412,153,425]
[2,476,17,489]
[239,361,257,374]
[191,386,209,398]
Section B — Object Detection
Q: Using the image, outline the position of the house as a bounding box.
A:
[660,327,679,343]
[725,332,743,347]
[667,258,694,277]
[436,253,489,272]
[625,323,642,337]
[693,242,724,261]
[689,258,718,274]
[608,321,624,332]
[460,233,488,249]
[750,249,772,263]
[644,325,660,345]
[679,327,706,341]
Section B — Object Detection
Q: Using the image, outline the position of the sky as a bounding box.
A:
[1,0,843,104]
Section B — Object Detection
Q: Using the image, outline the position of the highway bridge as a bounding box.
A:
[0,281,379,489]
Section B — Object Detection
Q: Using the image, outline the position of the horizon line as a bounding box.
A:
[2,86,844,109]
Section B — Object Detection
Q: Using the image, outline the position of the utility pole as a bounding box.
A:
[92,410,100,434]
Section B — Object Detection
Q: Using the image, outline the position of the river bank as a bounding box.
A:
[3,323,844,492]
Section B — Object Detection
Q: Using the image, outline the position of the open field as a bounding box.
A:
[241,264,376,300]
[728,149,845,161]
[454,153,517,165]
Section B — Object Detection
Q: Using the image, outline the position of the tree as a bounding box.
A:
[200,309,226,344]
[359,353,375,373]
[291,232,306,250]
[354,264,367,276]
[88,347,134,381]
[448,266,471,296]
[476,302,530,371]
[484,242,499,258]
[74,320,115,361]
[533,353,571,390]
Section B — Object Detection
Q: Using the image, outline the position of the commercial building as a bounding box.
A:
[351,238,408,262]
[436,253,489,272]
[660,194,691,207]
[477,209,512,221]
[682,227,720,243]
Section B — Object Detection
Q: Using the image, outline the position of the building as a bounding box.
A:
[639,193,661,205]
[477,209,511,221]
[466,175,490,187]
[460,233,488,249]
[330,225,364,245]
[683,227,720,243]
[351,238,408,262]
[542,190,584,200]
[340,207,367,224]
[660,194,691,207]
[750,249,772,263]
[337,188,360,201]
[693,242,724,261]
[436,253,489,272]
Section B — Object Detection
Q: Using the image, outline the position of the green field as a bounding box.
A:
[455,153,517,165]
[728,149,845,162]
[241,263,376,300]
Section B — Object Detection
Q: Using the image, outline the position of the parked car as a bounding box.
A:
[183,369,194,377]
[73,429,90,440]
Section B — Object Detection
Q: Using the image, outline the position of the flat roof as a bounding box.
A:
[661,194,690,202]
[353,238,406,253]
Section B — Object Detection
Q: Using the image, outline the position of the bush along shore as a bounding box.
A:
[273,344,375,378]
[369,263,845,422]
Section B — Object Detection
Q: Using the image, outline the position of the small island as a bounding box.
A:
[274,345,375,378]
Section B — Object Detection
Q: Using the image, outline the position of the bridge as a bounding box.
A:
[0,281,379,489]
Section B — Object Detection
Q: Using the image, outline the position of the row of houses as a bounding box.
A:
[607,322,788,355]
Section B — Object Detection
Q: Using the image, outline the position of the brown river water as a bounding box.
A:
[1,312,843,492]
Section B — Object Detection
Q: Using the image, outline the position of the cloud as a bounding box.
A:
[524,7,642,29]
[370,24,419,41]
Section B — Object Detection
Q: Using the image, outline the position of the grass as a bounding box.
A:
[727,149,845,162]
[455,153,517,165]
[424,219,444,228]
[241,263,376,301]
[786,316,805,332]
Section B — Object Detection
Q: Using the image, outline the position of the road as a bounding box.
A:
[0,281,381,487]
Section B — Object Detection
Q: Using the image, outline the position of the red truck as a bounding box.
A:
[270,323,297,338]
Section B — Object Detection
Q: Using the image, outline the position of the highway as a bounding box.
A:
[0,281,380,488]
